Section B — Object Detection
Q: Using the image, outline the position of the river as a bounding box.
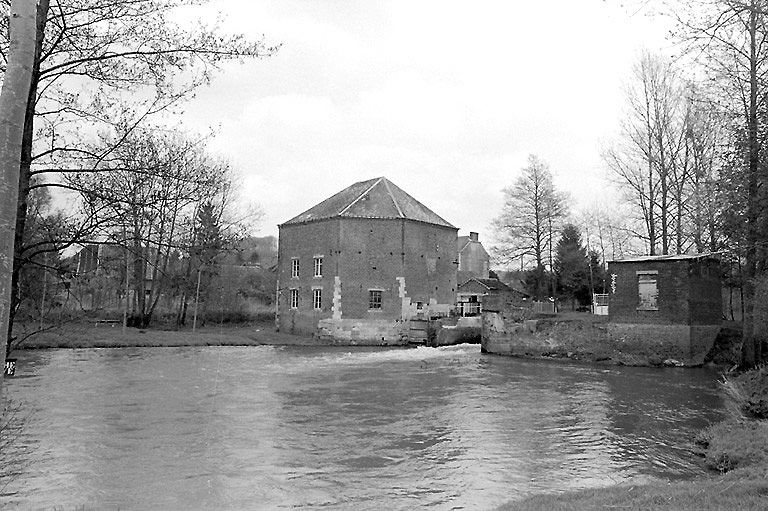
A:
[1,344,725,510]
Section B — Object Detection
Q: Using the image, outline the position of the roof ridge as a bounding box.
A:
[338,177,382,216]
[381,177,405,218]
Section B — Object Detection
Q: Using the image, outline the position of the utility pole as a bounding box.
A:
[192,267,202,333]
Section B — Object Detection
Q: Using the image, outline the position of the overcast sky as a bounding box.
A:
[182,0,671,241]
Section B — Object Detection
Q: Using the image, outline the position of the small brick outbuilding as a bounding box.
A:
[607,253,722,364]
[457,278,528,316]
[277,177,458,342]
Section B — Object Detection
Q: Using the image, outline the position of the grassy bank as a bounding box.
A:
[500,366,768,510]
[11,320,315,351]
[499,473,768,510]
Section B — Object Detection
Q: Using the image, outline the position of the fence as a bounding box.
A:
[593,293,609,315]
[532,301,556,314]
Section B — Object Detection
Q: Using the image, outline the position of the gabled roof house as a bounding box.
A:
[457,232,490,283]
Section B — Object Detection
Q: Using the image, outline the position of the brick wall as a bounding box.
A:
[278,217,457,336]
[277,220,340,335]
[608,260,687,325]
[608,258,721,327]
[401,220,458,311]
[337,218,407,319]
[689,259,722,325]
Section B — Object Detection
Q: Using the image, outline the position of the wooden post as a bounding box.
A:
[192,267,202,333]
[122,241,130,336]
[39,252,46,331]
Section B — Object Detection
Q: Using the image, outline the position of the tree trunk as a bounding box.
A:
[132,239,147,327]
[8,0,48,353]
[0,0,40,386]
[742,0,760,367]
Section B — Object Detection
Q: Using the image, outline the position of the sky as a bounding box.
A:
[181,0,672,242]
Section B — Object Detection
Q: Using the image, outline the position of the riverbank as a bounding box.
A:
[11,321,315,350]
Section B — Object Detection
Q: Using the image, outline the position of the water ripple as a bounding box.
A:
[1,345,725,510]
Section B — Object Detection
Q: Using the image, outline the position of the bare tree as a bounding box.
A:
[0,0,277,348]
[604,52,692,255]
[670,0,768,365]
[493,154,568,299]
[69,125,255,329]
[577,202,640,266]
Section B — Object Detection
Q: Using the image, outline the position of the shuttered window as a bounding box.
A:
[637,271,658,310]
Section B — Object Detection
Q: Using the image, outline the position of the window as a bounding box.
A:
[314,256,323,277]
[637,271,658,310]
[313,288,322,310]
[369,289,383,310]
[290,289,299,309]
[291,258,299,278]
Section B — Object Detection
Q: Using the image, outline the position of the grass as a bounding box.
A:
[695,420,768,472]
[498,476,768,510]
[11,320,315,351]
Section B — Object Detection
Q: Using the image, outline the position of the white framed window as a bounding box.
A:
[314,256,323,277]
[313,288,322,310]
[369,289,383,310]
[637,271,658,311]
[291,258,299,278]
[289,288,299,309]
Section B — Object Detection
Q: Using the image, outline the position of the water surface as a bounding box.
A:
[2,344,725,509]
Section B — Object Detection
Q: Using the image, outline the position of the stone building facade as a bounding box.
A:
[457,232,489,283]
[277,177,458,343]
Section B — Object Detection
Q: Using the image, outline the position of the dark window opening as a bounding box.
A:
[369,290,383,309]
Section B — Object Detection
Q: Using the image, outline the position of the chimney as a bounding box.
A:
[469,232,479,242]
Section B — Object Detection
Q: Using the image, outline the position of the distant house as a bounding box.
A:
[457,278,528,316]
[607,253,722,364]
[277,177,458,342]
[457,232,489,283]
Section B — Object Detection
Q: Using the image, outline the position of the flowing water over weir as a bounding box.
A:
[2,344,725,509]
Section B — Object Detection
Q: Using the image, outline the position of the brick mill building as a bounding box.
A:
[277,177,458,343]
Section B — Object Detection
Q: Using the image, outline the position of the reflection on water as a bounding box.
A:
[2,344,725,509]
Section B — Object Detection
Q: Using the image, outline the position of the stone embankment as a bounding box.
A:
[481,312,740,367]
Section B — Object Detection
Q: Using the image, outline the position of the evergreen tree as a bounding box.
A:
[554,224,590,309]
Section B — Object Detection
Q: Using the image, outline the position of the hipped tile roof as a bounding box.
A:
[280,177,456,229]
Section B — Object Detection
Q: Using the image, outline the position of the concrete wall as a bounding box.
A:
[481,311,720,366]
[316,318,407,345]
